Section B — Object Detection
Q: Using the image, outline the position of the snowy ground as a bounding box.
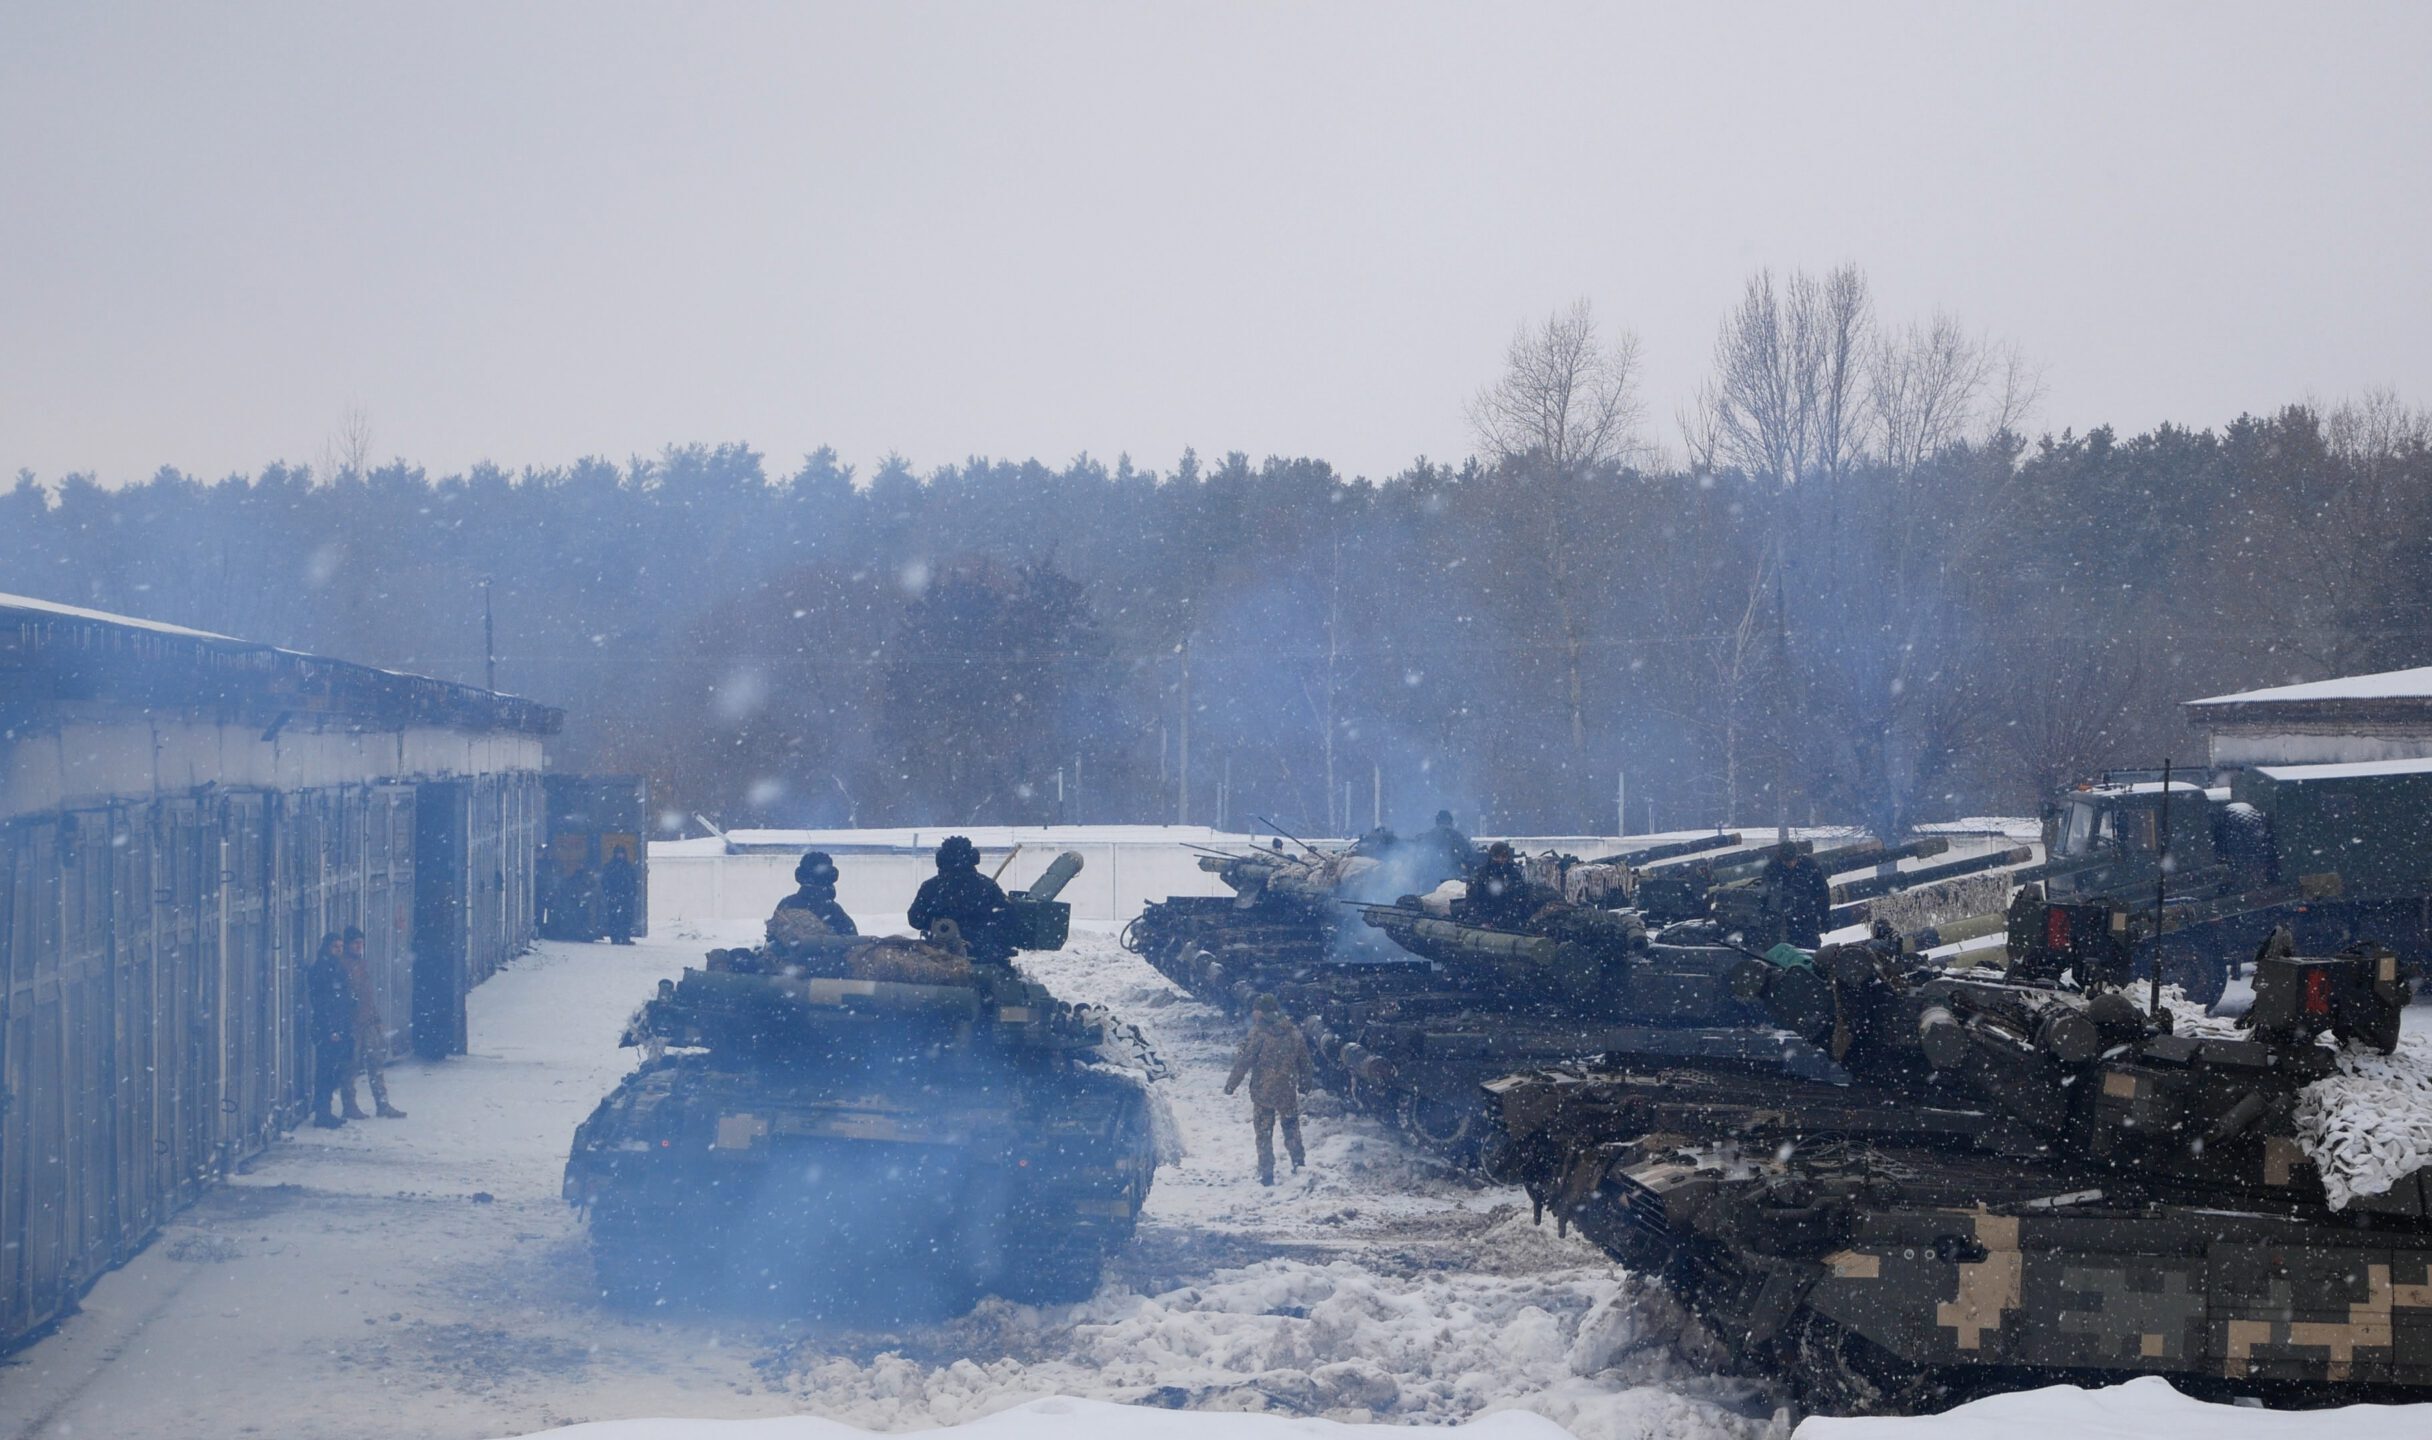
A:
[7,922,2431,1440]
[0,923,1770,1440]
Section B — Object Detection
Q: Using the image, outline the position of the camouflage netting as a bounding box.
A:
[1869,870,2014,936]
[762,908,974,986]
[2294,1028,2432,1209]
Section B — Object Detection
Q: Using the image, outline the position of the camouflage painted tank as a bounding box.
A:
[564,856,1163,1315]
[1488,933,2432,1411]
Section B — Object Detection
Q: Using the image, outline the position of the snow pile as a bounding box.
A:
[779,1245,1765,1439]
[1794,1374,2432,1439]
[508,1394,1574,1439]
[2292,1026,2432,1209]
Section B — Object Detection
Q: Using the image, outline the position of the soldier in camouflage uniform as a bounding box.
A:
[1224,993,1314,1185]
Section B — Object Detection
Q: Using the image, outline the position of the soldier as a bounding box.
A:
[305,933,356,1129]
[773,849,856,935]
[1416,809,1479,883]
[1465,840,1535,929]
[337,926,405,1119]
[908,835,1014,965]
[1224,993,1314,1186]
[1761,842,1832,949]
[600,844,639,945]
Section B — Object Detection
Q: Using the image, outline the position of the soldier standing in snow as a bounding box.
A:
[1225,993,1314,1186]
[306,933,357,1129]
[337,926,405,1119]
[600,844,639,945]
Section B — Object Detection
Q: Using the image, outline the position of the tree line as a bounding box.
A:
[7,268,2429,839]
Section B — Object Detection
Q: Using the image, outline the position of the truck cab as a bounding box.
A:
[2040,779,2224,905]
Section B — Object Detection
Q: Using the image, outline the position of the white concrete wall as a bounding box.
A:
[1,717,547,819]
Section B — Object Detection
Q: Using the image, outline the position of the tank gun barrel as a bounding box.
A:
[1586,832,1742,868]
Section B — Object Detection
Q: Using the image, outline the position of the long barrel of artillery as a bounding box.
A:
[1829,844,2032,905]
[1820,836,1950,878]
[1586,832,1743,868]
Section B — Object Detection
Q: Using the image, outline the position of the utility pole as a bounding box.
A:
[1372,763,1381,831]
[1176,635,1191,826]
[479,577,496,693]
[1617,769,1626,839]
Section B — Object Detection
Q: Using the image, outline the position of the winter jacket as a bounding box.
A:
[774,884,857,936]
[1465,857,1535,929]
[908,864,1015,963]
[339,951,384,1033]
[1227,1014,1314,1112]
[306,952,356,1048]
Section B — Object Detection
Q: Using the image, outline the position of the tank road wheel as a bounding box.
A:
[1401,1091,1483,1161]
[1783,1313,1939,1417]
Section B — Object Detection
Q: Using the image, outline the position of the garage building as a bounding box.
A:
[0,593,559,1350]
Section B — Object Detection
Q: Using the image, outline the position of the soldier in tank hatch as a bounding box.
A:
[908,835,1014,965]
[773,849,856,935]
[1760,841,1831,949]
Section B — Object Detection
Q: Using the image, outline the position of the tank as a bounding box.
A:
[1297,897,1845,1161]
[1488,932,2432,1412]
[1123,840,1437,1014]
[563,854,1163,1315]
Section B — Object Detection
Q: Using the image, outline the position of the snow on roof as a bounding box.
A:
[2254,755,2432,782]
[2189,666,2432,707]
[0,589,247,644]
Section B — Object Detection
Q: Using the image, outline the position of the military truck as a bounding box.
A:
[1490,935,2432,1412]
[564,854,1162,1315]
[2014,758,2432,1004]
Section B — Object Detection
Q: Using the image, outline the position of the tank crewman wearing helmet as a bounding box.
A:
[1761,842,1832,949]
[1464,841,1535,929]
[908,835,1015,965]
[773,850,856,936]
[1224,993,1314,1186]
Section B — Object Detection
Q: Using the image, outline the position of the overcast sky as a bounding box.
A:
[3,1,2427,486]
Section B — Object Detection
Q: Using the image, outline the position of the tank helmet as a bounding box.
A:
[1487,841,1515,860]
[937,835,980,870]
[795,850,838,885]
[1435,809,1455,827]
[1776,841,1799,860]
[1253,992,1281,1014]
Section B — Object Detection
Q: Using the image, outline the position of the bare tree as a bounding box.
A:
[1471,301,1647,815]
[1696,265,1872,489]
[320,404,375,483]
[1873,317,2046,474]
[1471,300,1648,476]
